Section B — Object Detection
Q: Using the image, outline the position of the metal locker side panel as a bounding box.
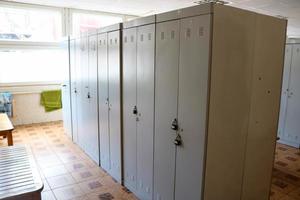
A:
[88,34,100,164]
[123,27,138,191]
[175,15,211,200]
[284,44,300,146]
[98,33,110,171]
[70,39,79,144]
[136,24,155,200]
[278,45,293,143]
[154,20,180,200]
[108,30,122,182]
[61,39,73,139]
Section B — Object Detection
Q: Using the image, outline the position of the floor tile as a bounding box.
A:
[47,174,76,189]
[53,184,84,200]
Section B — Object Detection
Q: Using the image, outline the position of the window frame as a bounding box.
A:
[0,1,135,89]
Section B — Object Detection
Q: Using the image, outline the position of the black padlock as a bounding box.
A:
[133,106,138,115]
[171,118,178,131]
[174,134,182,146]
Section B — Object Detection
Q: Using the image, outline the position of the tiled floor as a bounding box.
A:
[0,121,137,200]
[271,143,300,200]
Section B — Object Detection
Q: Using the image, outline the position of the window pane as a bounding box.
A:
[72,12,123,36]
[0,6,62,42]
[0,48,66,83]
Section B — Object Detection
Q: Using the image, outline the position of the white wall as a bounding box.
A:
[0,83,63,125]
[11,93,62,125]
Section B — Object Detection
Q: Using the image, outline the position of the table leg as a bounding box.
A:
[7,131,13,146]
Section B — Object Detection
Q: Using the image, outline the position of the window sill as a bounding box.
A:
[0,82,62,94]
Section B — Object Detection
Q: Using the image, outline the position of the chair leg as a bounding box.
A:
[7,132,13,146]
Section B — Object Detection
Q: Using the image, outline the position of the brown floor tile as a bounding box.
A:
[47,174,76,189]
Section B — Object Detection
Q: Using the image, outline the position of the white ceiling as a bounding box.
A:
[7,0,300,36]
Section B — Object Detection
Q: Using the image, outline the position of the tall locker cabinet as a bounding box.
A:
[86,33,99,164]
[61,39,73,139]
[70,38,79,144]
[278,40,300,147]
[75,33,100,164]
[151,3,287,200]
[123,16,155,200]
[98,24,122,182]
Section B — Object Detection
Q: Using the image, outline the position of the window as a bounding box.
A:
[0,6,62,42]
[72,12,123,36]
[0,48,67,84]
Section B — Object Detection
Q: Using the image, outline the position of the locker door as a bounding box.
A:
[278,45,293,140]
[88,34,99,164]
[284,44,300,145]
[98,33,110,171]
[61,40,73,139]
[70,39,79,144]
[154,20,180,200]
[123,27,138,191]
[108,30,122,181]
[136,24,155,200]
[78,36,89,152]
[175,15,211,200]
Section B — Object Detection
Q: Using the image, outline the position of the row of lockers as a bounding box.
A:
[61,3,287,200]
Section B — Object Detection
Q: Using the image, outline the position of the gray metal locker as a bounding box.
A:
[154,11,211,200]
[97,24,122,182]
[108,29,122,181]
[70,38,79,144]
[279,42,300,147]
[123,26,138,191]
[87,33,100,164]
[278,44,293,145]
[175,14,211,200]
[123,16,155,200]
[77,34,89,152]
[61,39,73,139]
[153,19,180,200]
[98,32,110,171]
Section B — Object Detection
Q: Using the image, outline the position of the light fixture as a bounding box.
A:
[193,0,232,5]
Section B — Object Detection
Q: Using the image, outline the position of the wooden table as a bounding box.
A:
[0,113,14,146]
[0,145,44,200]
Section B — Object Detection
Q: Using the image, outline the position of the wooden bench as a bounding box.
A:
[0,146,44,200]
[0,113,14,146]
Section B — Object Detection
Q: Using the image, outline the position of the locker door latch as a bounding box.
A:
[174,134,182,146]
[87,93,91,99]
[171,118,178,131]
[133,106,138,115]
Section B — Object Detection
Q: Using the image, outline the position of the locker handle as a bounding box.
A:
[74,89,77,94]
[133,106,138,115]
[87,93,91,99]
[171,118,178,131]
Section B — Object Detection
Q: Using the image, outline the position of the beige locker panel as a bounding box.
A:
[241,13,287,200]
[205,6,256,200]
[204,5,286,200]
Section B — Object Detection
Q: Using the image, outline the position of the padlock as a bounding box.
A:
[174,134,182,146]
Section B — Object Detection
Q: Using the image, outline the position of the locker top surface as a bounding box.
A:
[123,15,156,29]
[156,3,213,23]
[97,23,122,34]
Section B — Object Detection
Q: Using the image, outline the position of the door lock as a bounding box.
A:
[87,93,91,99]
[174,134,182,146]
[133,106,138,115]
[171,118,178,131]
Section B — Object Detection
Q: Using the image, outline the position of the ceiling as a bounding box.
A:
[7,0,300,36]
